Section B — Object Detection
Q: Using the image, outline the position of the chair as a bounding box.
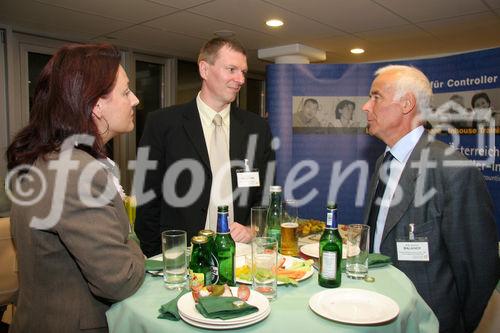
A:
[0,217,17,322]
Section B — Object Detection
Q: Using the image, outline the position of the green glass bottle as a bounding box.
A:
[318,202,342,288]
[214,205,236,286]
[189,235,213,287]
[198,229,219,285]
[266,186,282,251]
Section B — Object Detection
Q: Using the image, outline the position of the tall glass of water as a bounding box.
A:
[346,224,370,279]
[252,237,278,300]
[161,230,188,289]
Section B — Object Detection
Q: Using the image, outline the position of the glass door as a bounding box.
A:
[135,60,163,146]
[27,52,52,112]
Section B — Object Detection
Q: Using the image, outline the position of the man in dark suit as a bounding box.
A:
[135,38,274,257]
[362,65,499,333]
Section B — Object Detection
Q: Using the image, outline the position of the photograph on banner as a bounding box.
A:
[426,88,500,133]
[292,96,368,134]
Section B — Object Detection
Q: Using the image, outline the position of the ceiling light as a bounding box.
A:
[350,48,365,54]
[214,30,235,37]
[266,19,284,27]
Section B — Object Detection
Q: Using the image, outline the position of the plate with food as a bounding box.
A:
[178,285,270,328]
[147,242,251,276]
[297,218,325,237]
[235,255,314,285]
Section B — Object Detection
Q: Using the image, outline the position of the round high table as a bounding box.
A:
[106,265,438,333]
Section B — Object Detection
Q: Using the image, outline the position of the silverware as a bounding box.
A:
[147,270,163,277]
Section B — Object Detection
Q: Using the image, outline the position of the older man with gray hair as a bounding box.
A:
[362,65,498,333]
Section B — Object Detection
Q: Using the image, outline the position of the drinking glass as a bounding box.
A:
[252,237,278,301]
[124,195,136,229]
[345,224,370,279]
[281,200,299,256]
[251,206,268,238]
[161,230,188,289]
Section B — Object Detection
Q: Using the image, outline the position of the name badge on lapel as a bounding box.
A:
[236,159,260,187]
[396,224,430,261]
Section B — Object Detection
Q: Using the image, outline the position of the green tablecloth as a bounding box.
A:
[106,265,438,333]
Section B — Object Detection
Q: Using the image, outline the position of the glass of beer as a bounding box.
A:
[281,200,299,256]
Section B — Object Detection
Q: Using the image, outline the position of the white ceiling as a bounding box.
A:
[1,0,500,72]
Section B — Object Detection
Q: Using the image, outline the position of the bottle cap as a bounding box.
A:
[191,235,208,244]
[270,185,282,192]
[327,201,337,209]
[364,276,375,283]
[217,205,229,212]
[199,229,215,238]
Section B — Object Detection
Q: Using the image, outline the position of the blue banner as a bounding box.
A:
[267,48,500,236]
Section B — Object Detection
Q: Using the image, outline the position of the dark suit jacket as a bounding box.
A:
[363,132,499,333]
[9,149,145,333]
[135,100,275,257]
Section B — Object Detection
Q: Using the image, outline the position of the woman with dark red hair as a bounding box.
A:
[6,43,144,333]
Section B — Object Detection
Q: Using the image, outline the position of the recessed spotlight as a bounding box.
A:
[350,48,365,54]
[266,19,284,27]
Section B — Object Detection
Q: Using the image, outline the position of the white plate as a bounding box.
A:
[236,242,252,257]
[300,243,319,258]
[149,254,163,261]
[235,255,314,285]
[309,288,399,325]
[177,287,270,325]
[301,242,348,259]
[179,307,270,330]
[180,302,271,327]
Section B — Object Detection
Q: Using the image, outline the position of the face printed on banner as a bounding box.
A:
[199,45,247,111]
[473,97,490,109]
[362,72,406,146]
[340,103,354,120]
[303,100,319,121]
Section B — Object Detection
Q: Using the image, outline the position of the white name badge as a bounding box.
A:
[396,241,430,261]
[236,171,260,187]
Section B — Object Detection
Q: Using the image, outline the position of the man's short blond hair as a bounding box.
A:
[197,37,246,64]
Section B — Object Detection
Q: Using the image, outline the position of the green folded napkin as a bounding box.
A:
[158,289,189,321]
[341,253,391,272]
[145,259,163,271]
[195,296,259,320]
[367,253,392,268]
